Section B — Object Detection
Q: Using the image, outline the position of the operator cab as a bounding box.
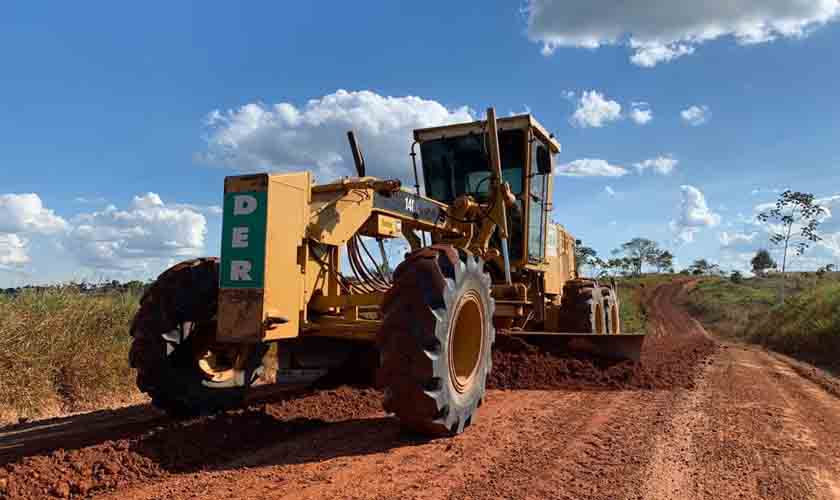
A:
[413,114,560,266]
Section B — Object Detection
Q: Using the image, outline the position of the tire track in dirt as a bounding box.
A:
[636,282,840,500]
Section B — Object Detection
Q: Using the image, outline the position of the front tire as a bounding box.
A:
[377,245,495,436]
[129,258,264,417]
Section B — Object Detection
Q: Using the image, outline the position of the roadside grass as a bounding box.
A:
[0,288,142,423]
[614,274,675,334]
[750,280,840,369]
[684,273,840,371]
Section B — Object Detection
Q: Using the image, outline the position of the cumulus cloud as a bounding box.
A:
[750,187,784,196]
[634,156,678,175]
[0,194,68,235]
[815,194,840,256]
[670,185,721,243]
[0,194,68,269]
[629,41,696,67]
[555,158,628,177]
[0,234,29,267]
[719,231,762,251]
[67,193,207,272]
[629,102,653,125]
[681,105,710,126]
[525,0,840,66]
[199,89,474,182]
[570,90,622,128]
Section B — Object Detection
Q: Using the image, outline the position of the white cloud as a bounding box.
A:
[171,203,223,217]
[604,185,616,197]
[629,41,696,67]
[556,158,628,177]
[525,0,840,66]
[0,234,29,267]
[67,193,207,272]
[750,187,784,196]
[0,194,68,235]
[629,102,653,125]
[719,231,762,251]
[0,194,68,269]
[815,194,840,256]
[671,185,721,243]
[570,90,622,128]
[199,89,474,182]
[634,156,678,175]
[681,105,710,126]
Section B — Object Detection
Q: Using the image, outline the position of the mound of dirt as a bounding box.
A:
[0,387,381,499]
[488,321,716,391]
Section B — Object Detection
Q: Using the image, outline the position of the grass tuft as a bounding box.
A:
[0,288,141,422]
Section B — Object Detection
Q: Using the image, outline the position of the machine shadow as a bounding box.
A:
[130,412,429,474]
[0,403,165,465]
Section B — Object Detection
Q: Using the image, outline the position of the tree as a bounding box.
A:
[750,249,776,276]
[816,263,836,279]
[689,259,719,276]
[757,190,825,302]
[612,238,661,276]
[652,250,674,273]
[595,257,636,278]
[730,270,744,284]
[574,244,598,275]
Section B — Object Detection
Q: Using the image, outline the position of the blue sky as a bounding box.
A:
[2,1,840,286]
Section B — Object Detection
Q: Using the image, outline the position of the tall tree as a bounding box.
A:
[652,250,674,273]
[594,257,635,278]
[613,238,661,275]
[689,259,719,276]
[574,244,598,275]
[757,190,825,301]
[750,249,776,276]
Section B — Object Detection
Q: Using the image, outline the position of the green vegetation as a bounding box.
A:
[0,288,141,422]
[684,273,840,371]
[615,274,676,334]
[750,281,840,368]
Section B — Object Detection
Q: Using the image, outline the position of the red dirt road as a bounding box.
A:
[2,280,840,499]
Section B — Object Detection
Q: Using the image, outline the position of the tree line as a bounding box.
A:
[573,190,832,294]
[575,237,675,278]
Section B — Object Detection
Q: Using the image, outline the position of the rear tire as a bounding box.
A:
[377,245,495,436]
[601,287,621,334]
[129,258,264,418]
[558,280,606,333]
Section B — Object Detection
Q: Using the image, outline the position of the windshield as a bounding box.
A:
[420,129,525,203]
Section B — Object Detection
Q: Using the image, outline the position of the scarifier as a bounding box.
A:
[129,108,645,435]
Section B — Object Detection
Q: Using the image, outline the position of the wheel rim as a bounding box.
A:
[610,304,621,334]
[448,290,484,394]
[197,351,238,383]
[595,303,606,334]
[163,322,239,383]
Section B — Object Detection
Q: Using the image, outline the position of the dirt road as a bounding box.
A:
[2,280,840,499]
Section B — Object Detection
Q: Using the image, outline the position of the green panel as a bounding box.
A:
[220,191,267,289]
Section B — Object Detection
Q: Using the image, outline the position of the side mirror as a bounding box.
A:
[536,145,552,175]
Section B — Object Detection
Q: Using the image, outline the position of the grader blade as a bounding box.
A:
[511,331,646,362]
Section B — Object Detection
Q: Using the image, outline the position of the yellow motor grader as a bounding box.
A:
[129,108,644,435]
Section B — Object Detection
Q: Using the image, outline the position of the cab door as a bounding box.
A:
[527,139,550,263]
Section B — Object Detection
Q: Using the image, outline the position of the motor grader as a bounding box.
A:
[130,108,644,435]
